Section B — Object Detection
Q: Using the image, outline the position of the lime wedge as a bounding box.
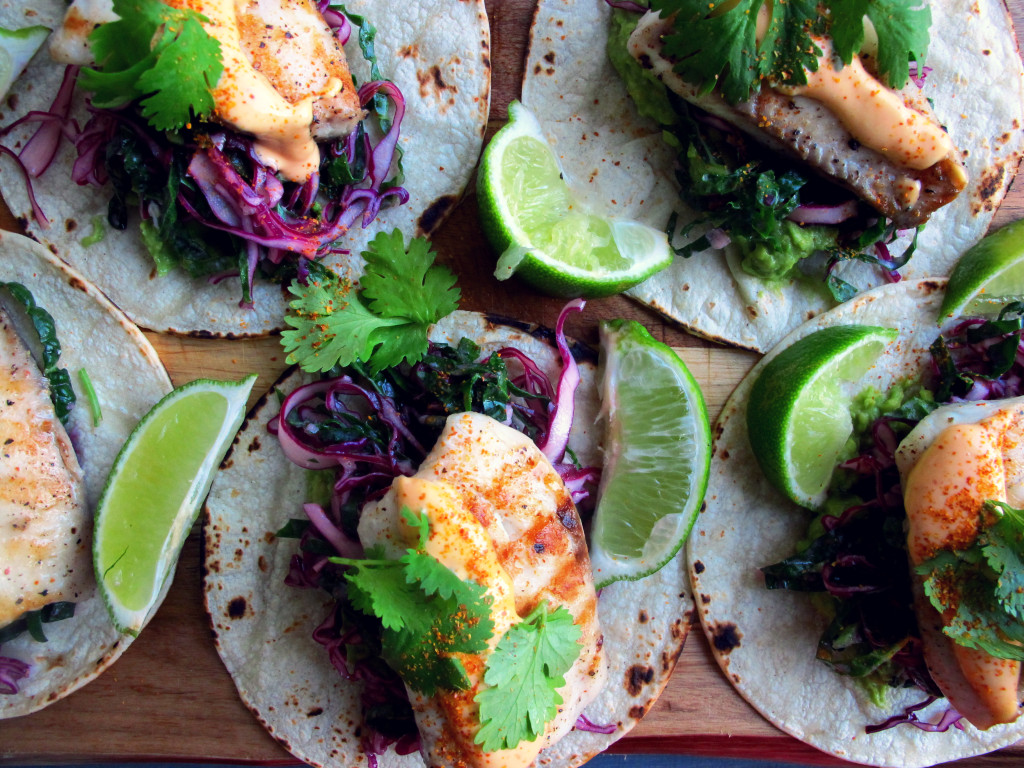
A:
[940,218,1024,319]
[477,101,672,298]
[746,325,897,510]
[94,374,257,634]
[590,320,711,588]
[0,25,50,101]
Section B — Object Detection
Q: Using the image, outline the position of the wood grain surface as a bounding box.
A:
[2,0,1024,765]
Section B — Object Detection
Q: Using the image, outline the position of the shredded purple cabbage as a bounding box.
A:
[866,697,964,734]
[9,6,409,305]
[0,653,30,695]
[574,713,617,734]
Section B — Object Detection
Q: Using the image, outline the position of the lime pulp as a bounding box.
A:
[94,374,256,634]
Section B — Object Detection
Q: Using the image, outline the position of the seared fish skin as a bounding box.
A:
[629,12,968,229]
[0,313,88,630]
[359,412,608,768]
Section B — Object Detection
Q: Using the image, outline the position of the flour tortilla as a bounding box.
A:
[688,278,1024,766]
[521,0,1024,353]
[203,310,691,767]
[0,230,172,719]
[0,0,490,336]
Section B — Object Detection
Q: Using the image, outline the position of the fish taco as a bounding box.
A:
[0,0,490,336]
[520,0,1024,352]
[203,309,693,768]
[0,230,171,718]
[691,275,1024,765]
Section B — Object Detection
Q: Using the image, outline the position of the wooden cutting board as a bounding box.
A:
[2,0,1024,765]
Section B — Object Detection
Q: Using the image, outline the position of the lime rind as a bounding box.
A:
[746,325,897,510]
[477,101,672,298]
[0,25,50,100]
[94,374,257,635]
[940,218,1024,320]
[590,319,711,589]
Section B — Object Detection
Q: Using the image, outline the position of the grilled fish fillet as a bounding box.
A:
[629,12,968,229]
[0,312,88,629]
[234,0,364,142]
[359,412,609,768]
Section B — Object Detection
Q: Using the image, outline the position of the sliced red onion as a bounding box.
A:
[706,227,731,249]
[604,0,647,10]
[908,63,932,89]
[538,299,586,463]
[0,146,50,227]
[788,199,859,225]
[303,502,362,557]
[19,65,79,178]
[558,464,601,504]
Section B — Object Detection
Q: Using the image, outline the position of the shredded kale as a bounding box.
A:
[0,602,77,644]
[0,283,77,424]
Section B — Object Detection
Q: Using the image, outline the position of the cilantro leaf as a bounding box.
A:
[334,507,495,696]
[474,602,582,753]
[281,276,396,372]
[362,231,460,324]
[654,0,764,104]
[836,0,931,90]
[343,560,431,634]
[81,0,222,131]
[652,0,931,103]
[918,500,1024,660]
[281,231,460,374]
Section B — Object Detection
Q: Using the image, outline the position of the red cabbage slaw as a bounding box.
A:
[1,6,407,305]
[272,302,605,759]
[0,655,30,695]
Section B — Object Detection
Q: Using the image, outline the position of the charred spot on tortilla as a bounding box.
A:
[700,594,711,604]
[307,707,324,717]
[416,194,457,235]
[976,165,1008,212]
[629,705,647,720]
[248,436,261,453]
[626,664,655,696]
[639,610,649,624]
[227,597,248,619]
[710,622,742,653]
[693,560,706,574]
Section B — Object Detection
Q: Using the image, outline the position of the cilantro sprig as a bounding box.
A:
[334,507,494,695]
[281,230,460,374]
[474,601,582,752]
[338,507,584,751]
[80,0,223,131]
[918,500,1024,660]
[652,0,931,103]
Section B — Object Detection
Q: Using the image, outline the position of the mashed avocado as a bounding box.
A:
[606,9,677,127]
[737,221,839,280]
